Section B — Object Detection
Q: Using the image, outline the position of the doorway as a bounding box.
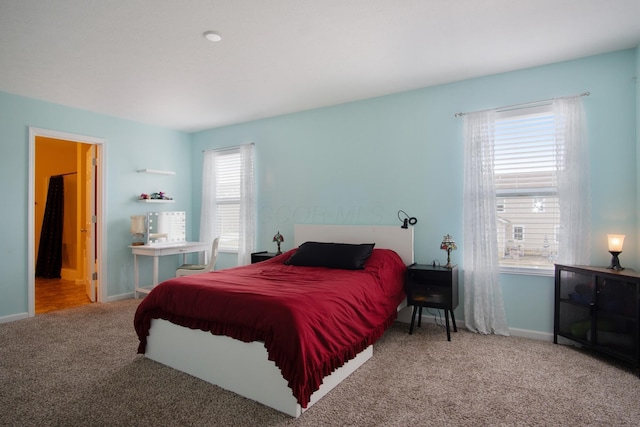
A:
[28,127,106,317]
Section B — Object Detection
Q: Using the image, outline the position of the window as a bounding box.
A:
[513,226,524,241]
[494,107,560,269]
[201,144,256,262]
[532,198,545,213]
[213,151,241,251]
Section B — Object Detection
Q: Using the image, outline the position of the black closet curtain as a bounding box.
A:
[36,175,64,278]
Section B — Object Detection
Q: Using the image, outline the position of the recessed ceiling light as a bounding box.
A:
[203,31,222,42]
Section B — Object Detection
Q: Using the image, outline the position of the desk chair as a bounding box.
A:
[176,237,219,277]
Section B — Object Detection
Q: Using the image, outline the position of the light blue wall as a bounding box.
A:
[192,49,638,336]
[0,92,192,319]
[0,49,637,337]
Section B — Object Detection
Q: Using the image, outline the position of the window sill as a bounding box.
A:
[499,265,554,277]
[218,249,239,254]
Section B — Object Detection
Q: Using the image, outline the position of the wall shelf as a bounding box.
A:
[137,168,176,175]
[138,199,175,204]
[137,168,176,203]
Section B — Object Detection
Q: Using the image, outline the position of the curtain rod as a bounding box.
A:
[202,142,254,153]
[454,91,590,118]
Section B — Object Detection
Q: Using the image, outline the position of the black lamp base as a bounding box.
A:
[607,251,624,271]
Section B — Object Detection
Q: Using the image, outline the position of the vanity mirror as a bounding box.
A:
[146,211,186,245]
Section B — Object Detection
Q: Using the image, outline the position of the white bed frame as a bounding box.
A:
[144,224,414,417]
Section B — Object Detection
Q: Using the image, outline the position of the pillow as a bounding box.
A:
[286,242,375,270]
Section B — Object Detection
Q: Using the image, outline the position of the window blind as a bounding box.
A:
[215,151,241,250]
[494,110,559,269]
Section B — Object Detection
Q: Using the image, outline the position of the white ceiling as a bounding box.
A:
[1,0,639,132]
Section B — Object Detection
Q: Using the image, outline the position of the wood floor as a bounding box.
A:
[35,277,92,314]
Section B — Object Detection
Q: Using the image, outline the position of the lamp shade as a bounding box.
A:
[273,231,284,243]
[607,234,625,252]
[130,215,146,235]
[440,234,457,251]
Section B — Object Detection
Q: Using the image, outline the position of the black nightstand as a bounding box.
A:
[406,263,459,341]
[251,251,278,264]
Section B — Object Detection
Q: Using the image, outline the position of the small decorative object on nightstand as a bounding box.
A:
[251,251,278,264]
[273,231,284,255]
[440,234,457,268]
[405,263,459,341]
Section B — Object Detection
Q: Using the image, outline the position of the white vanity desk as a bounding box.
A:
[130,242,208,297]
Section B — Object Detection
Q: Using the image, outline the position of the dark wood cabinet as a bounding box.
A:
[405,264,458,341]
[251,251,278,264]
[554,264,639,373]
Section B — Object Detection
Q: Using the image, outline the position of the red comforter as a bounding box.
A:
[134,248,406,408]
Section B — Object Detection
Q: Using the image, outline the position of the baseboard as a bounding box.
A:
[0,312,29,324]
[508,327,553,342]
[396,307,467,331]
[0,294,135,324]
[106,292,135,302]
[396,307,552,342]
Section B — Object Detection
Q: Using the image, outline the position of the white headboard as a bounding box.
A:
[294,224,414,265]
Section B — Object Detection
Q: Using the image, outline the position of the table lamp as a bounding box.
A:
[607,234,625,271]
[130,215,146,246]
[273,231,284,254]
[440,234,457,268]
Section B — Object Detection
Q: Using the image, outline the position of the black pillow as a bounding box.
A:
[286,242,375,270]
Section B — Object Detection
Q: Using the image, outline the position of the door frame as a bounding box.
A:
[28,127,107,316]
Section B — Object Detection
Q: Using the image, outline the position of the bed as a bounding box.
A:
[134,224,414,417]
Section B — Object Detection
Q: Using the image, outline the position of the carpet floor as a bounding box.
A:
[1,299,639,426]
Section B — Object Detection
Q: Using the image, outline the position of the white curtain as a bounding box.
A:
[462,110,510,336]
[554,96,590,265]
[199,150,218,263]
[237,143,256,265]
[199,144,256,266]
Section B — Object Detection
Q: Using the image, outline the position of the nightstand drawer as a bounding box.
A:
[251,251,278,263]
[407,269,450,283]
[407,286,450,306]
